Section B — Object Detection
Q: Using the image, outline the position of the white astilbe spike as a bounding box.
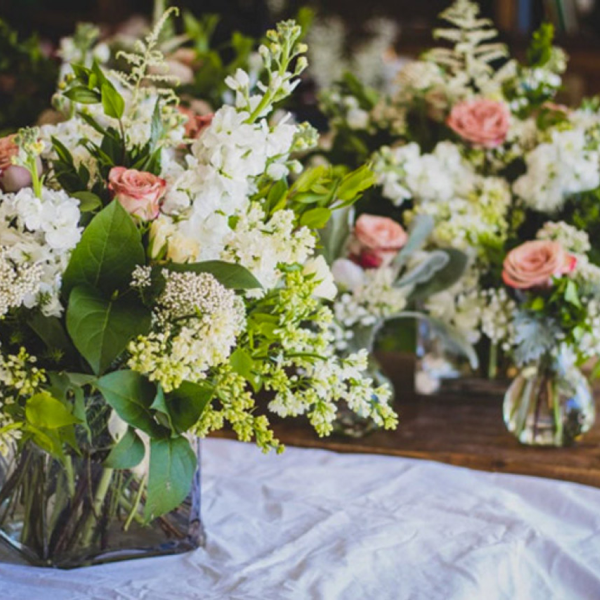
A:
[112,7,181,110]
[424,0,508,92]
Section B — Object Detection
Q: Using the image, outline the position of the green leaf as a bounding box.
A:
[63,86,101,104]
[410,249,468,300]
[101,82,125,119]
[167,381,214,433]
[162,260,262,290]
[104,427,145,469]
[336,165,376,202]
[72,191,102,213]
[564,280,582,308]
[145,436,196,520]
[63,200,145,296]
[96,370,165,437]
[393,215,434,270]
[66,286,151,375]
[230,347,261,392]
[396,250,450,288]
[25,392,80,429]
[293,165,328,193]
[300,207,332,229]
[28,313,76,358]
[150,385,173,430]
[319,204,353,264]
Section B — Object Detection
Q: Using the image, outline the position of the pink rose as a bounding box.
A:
[108,167,166,221]
[349,214,408,269]
[447,99,510,148]
[0,135,32,193]
[178,106,214,140]
[502,240,577,290]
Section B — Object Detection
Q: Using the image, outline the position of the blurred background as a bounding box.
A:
[1,0,599,91]
[1,0,600,132]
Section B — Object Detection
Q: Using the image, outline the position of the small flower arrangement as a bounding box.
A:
[0,12,395,562]
[316,0,600,382]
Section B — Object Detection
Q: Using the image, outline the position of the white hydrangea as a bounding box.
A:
[480,287,516,349]
[374,141,474,206]
[0,187,81,316]
[513,128,600,212]
[536,221,591,255]
[425,268,485,345]
[333,266,407,332]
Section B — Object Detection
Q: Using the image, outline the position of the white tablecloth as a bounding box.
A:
[1,438,600,600]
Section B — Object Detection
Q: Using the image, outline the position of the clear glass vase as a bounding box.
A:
[333,321,395,438]
[503,355,596,447]
[0,433,204,568]
[414,319,509,398]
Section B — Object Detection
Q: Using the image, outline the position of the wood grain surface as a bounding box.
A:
[217,353,600,488]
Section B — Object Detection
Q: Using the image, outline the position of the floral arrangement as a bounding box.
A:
[323,211,468,357]
[500,226,600,369]
[317,0,600,380]
[0,12,396,550]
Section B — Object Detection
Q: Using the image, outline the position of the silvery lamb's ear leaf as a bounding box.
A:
[409,248,469,301]
[395,250,450,288]
[389,311,479,370]
[393,215,434,271]
[319,204,355,264]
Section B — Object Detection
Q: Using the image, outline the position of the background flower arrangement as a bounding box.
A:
[0,12,401,566]
[315,0,600,392]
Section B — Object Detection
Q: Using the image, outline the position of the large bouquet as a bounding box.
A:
[0,13,396,563]
[318,0,600,381]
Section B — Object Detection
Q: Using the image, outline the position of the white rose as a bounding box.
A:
[304,255,337,301]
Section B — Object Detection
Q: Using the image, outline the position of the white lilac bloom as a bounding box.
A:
[0,187,81,316]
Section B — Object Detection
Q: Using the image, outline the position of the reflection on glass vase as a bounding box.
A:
[503,354,596,447]
[333,321,395,438]
[0,403,204,568]
[414,319,509,398]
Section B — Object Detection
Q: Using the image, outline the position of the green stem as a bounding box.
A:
[80,468,114,548]
[123,475,146,532]
[488,342,498,380]
[29,157,42,199]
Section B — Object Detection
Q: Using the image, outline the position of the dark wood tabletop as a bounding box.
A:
[255,353,600,488]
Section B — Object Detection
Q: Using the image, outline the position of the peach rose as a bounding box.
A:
[349,214,408,269]
[108,167,166,221]
[0,135,33,193]
[178,106,214,139]
[502,240,577,290]
[447,99,510,148]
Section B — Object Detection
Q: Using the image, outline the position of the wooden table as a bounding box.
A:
[255,353,600,489]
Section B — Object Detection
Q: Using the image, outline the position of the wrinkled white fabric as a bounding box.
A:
[1,438,600,600]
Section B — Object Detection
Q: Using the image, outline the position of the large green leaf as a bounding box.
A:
[96,370,165,437]
[67,286,151,375]
[145,436,197,520]
[167,381,214,433]
[104,427,145,469]
[63,201,145,296]
[162,260,262,290]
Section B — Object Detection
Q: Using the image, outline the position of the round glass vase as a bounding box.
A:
[332,321,395,438]
[0,428,204,568]
[503,355,596,447]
